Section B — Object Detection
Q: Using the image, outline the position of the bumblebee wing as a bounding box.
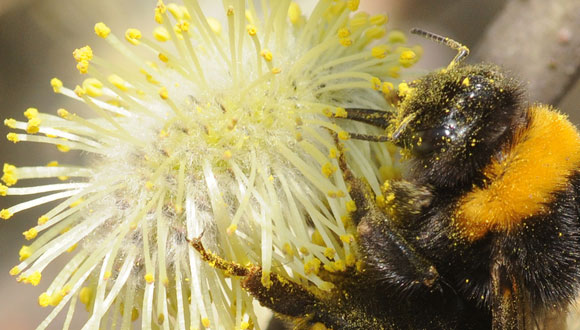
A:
[490,257,533,330]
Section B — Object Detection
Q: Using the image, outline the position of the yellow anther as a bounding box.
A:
[283,242,294,257]
[346,253,356,266]
[388,66,401,78]
[159,87,169,100]
[370,14,388,25]
[338,131,350,140]
[335,107,347,118]
[145,181,154,190]
[340,234,355,243]
[372,45,389,59]
[154,9,164,24]
[322,162,337,178]
[27,117,41,134]
[94,22,111,38]
[4,118,16,128]
[176,20,190,33]
[271,67,282,74]
[82,78,104,97]
[57,108,70,119]
[73,46,93,63]
[107,74,128,91]
[339,38,352,47]
[337,28,351,38]
[227,224,237,235]
[382,81,394,94]
[350,12,369,29]
[103,271,112,280]
[7,133,19,143]
[398,82,411,97]
[399,50,417,68]
[125,28,142,45]
[23,228,38,240]
[57,144,70,152]
[2,163,17,186]
[202,318,211,328]
[260,49,273,62]
[49,291,65,306]
[10,266,21,276]
[19,245,32,261]
[223,150,233,160]
[311,230,325,246]
[74,85,86,97]
[304,258,321,275]
[227,6,234,16]
[50,78,63,93]
[241,321,250,330]
[167,3,184,19]
[153,26,171,42]
[0,184,7,196]
[69,198,84,208]
[347,0,360,11]
[25,271,42,286]
[288,2,302,25]
[324,247,336,259]
[39,293,51,307]
[366,26,386,39]
[158,53,169,63]
[346,200,357,212]
[38,215,49,225]
[76,61,89,74]
[371,77,382,90]
[24,107,39,119]
[247,24,257,36]
[328,147,339,159]
[145,273,155,284]
[206,17,222,35]
[388,30,407,44]
[79,287,93,307]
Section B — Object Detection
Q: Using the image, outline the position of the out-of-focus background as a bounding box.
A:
[0,0,578,329]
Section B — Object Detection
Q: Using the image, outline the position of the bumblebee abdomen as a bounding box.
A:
[454,104,580,241]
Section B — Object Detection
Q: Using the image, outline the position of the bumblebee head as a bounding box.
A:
[392,63,522,160]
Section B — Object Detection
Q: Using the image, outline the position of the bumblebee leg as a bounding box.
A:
[490,254,530,330]
[342,108,393,129]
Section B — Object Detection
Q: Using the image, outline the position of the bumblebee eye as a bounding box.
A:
[410,116,462,155]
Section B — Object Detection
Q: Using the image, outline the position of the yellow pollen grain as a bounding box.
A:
[67,244,77,253]
[321,162,337,177]
[260,49,273,62]
[271,67,282,74]
[108,74,128,91]
[103,271,112,280]
[346,200,357,212]
[304,258,321,275]
[340,234,355,243]
[398,82,411,96]
[19,245,32,261]
[24,107,39,119]
[26,117,41,134]
[1,209,13,220]
[37,215,49,225]
[6,133,19,143]
[73,46,93,63]
[57,108,70,119]
[159,87,169,100]
[288,2,301,24]
[335,107,348,118]
[125,28,142,45]
[94,22,111,38]
[23,227,38,240]
[4,118,16,128]
[82,78,104,97]
[246,24,257,36]
[462,77,471,87]
[145,181,154,191]
[153,26,171,42]
[370,14,388,25]
[50,78,63,93]
[338,131,350,140]
[10,266,20,276]
[39,293,51,307]
[145,273,155,284]
[347,0,360,11]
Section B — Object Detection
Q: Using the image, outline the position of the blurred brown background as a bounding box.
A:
[0,0,578,329]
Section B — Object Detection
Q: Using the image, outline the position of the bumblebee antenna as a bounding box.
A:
[410,28,470,69]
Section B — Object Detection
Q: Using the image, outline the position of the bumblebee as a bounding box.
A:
[191,29,580,329]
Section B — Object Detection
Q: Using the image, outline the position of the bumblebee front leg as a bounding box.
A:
[189,236,318,319]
